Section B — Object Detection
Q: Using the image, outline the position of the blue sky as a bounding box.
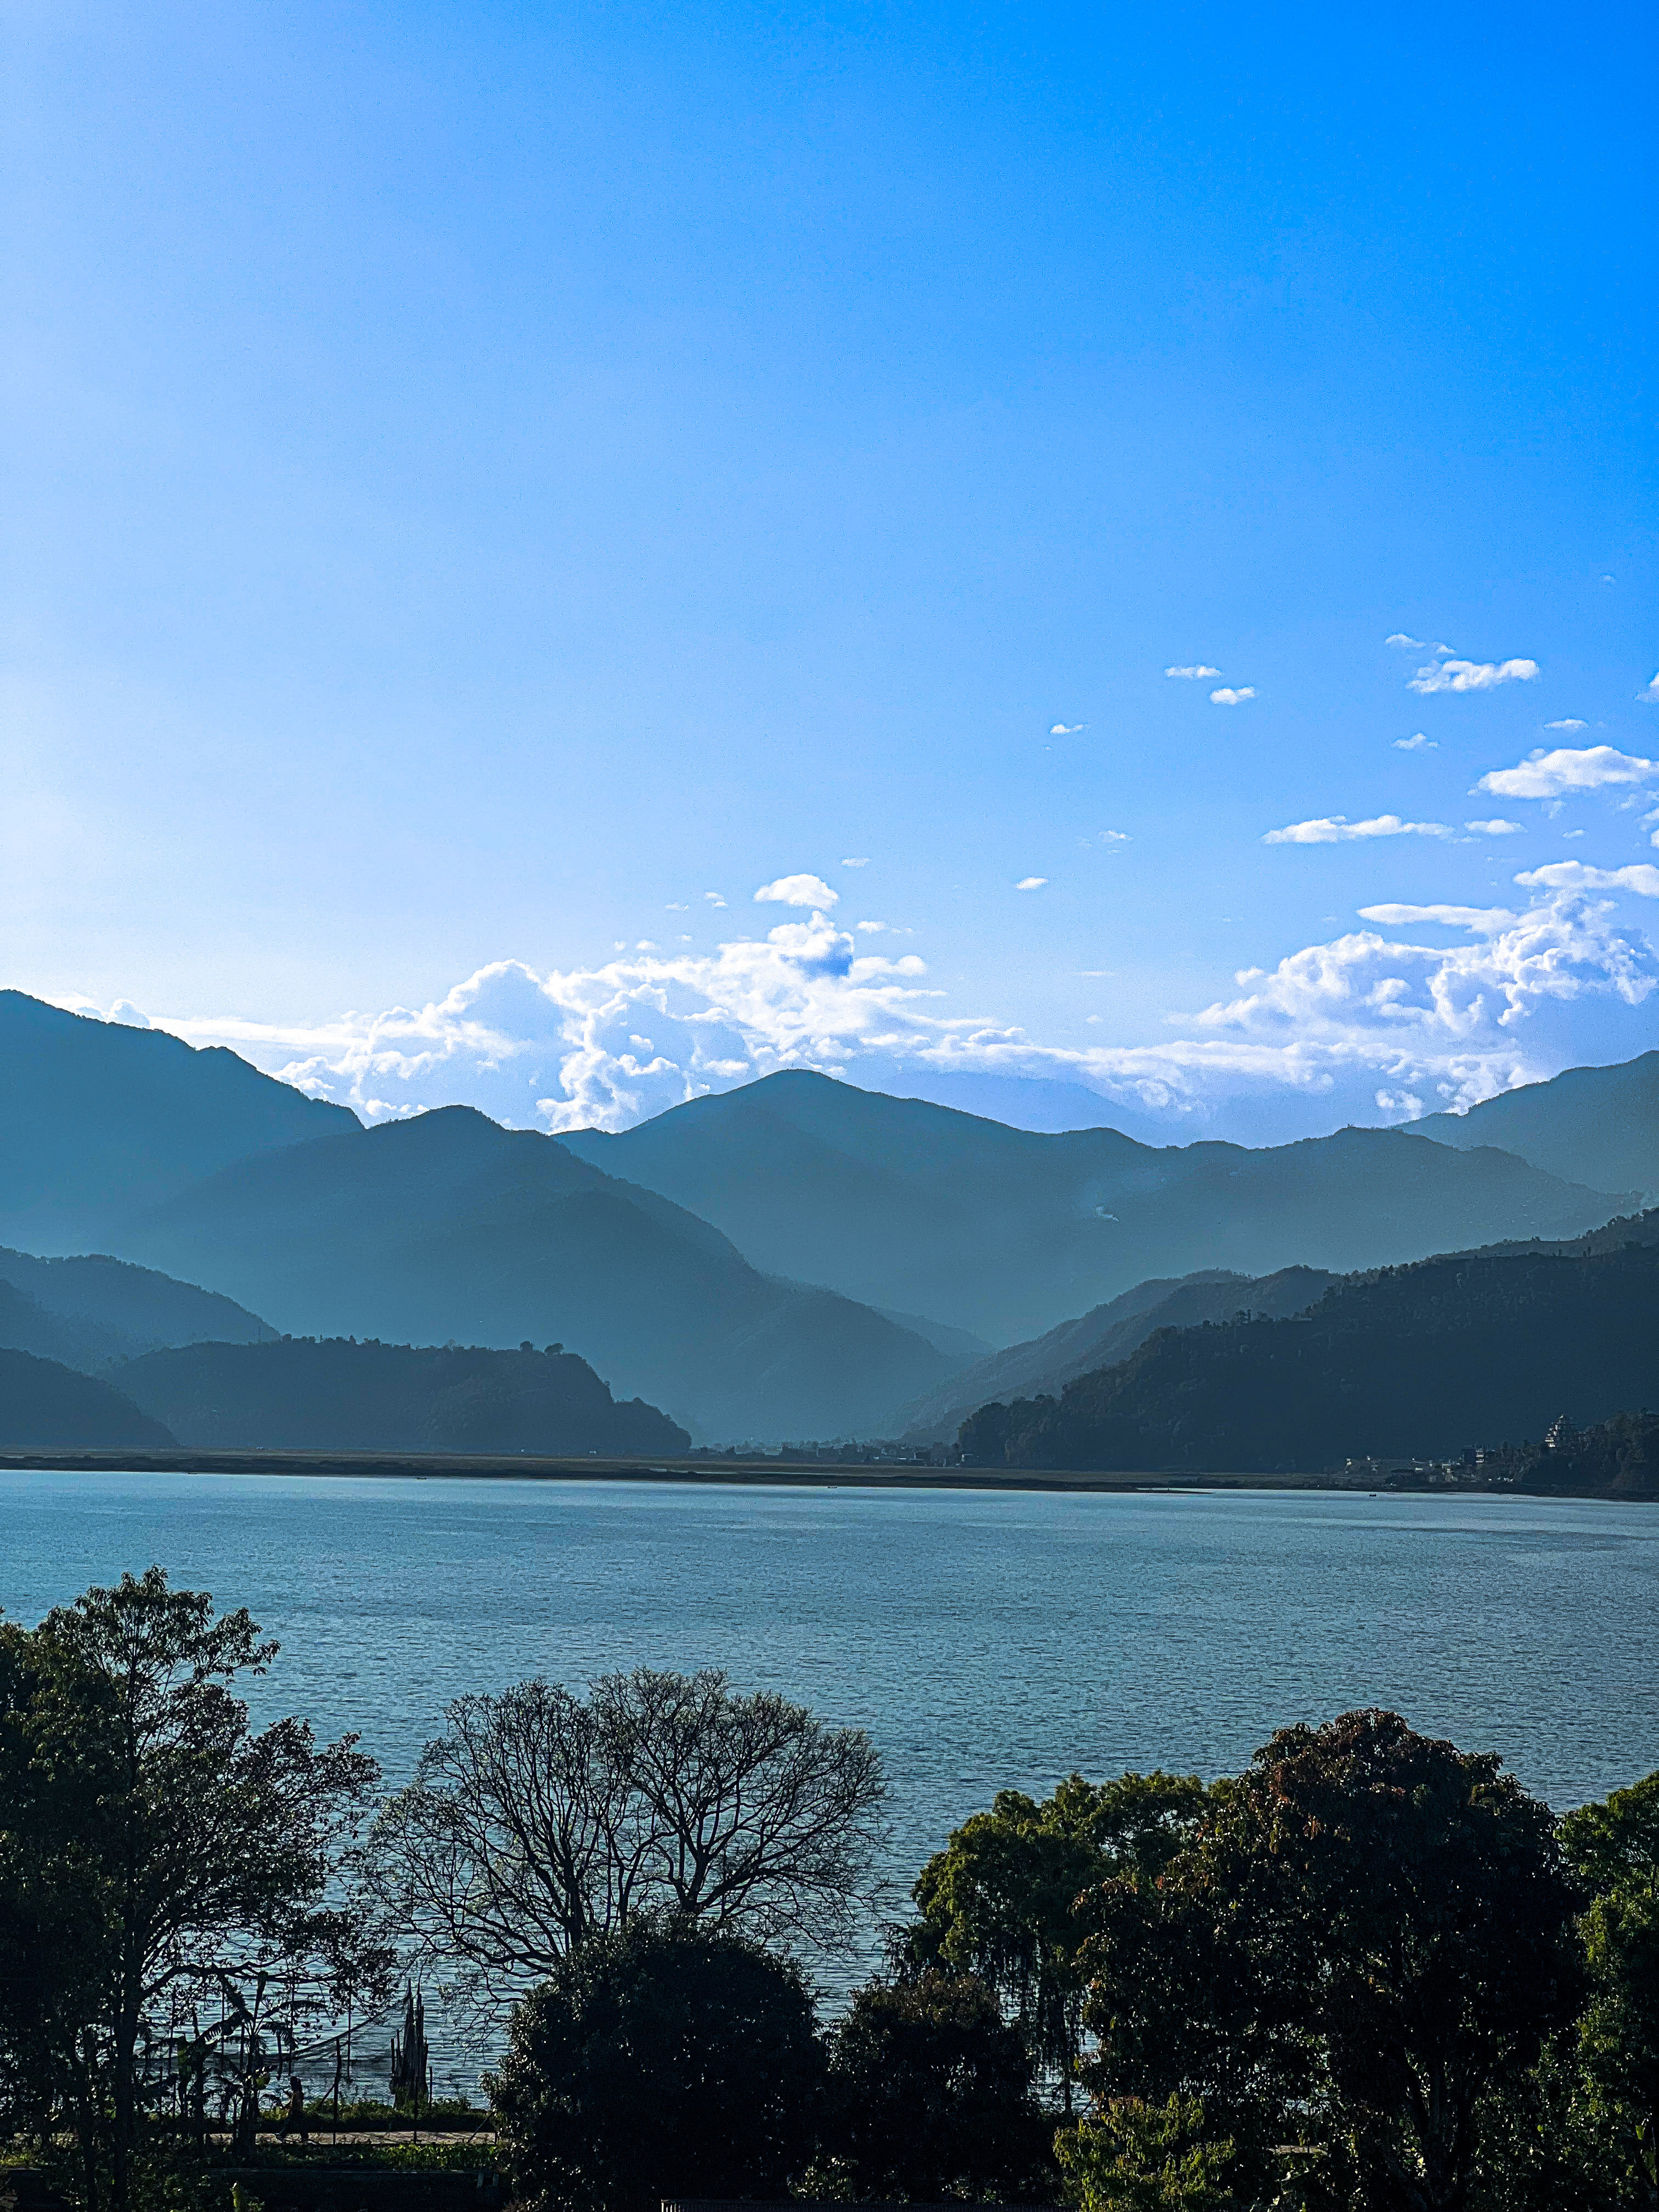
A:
[5,0,1656,1139]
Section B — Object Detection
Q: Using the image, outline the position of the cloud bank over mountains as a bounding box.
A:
[84,873,1657,1143]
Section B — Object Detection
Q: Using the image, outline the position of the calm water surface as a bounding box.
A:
[3,1472,1655,1836]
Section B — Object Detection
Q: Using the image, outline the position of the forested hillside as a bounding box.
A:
[960,1233,1659,1475]
[120,1336,691,1455]
[0,1347,177,1449]
[899,1264,1337,1441]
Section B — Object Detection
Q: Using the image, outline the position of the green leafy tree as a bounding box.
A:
[1057,2094,1234,2212]
[910,1770,1206,2107]
[0,1569,391,2212]
[488,1920,822,2212]
[821,1970,1049,2201]
[1081,1711,1582,2212]
[1559,1773,1659,2208]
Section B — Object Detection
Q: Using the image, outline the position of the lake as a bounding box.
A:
[3,1471,1655,2084]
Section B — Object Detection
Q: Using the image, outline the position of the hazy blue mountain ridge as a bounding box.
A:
[111,1104,952,1442]
[0,991,357,1250]
[960,1227,1659,1474]
[0,1347,177,1450]
[561,1070,1635,1342]
[1412,1051,1659,1201]
[0,1246,275,1370]
[898,1264,1339,1442]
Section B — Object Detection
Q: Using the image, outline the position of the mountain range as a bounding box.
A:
[3,989,1657,1446]
[1410,1051,1659,1201]
[561,1069,1633,1343]
[960,1215,1659,1475]
[896,1265,1340,1443]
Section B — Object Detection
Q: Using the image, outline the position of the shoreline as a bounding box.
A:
[0,1447,1577,1497]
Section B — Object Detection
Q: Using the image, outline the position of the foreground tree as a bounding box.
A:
[371,1667,886,2013]
[0,1570,391,2212]
[1056,2094,1234,2212]
[1082,1710,1583,2212]
[908,1769,1207,2106]
[488,1920,821,2212]
[1558,1773,1659,2208]
[820,1970,1051,2202]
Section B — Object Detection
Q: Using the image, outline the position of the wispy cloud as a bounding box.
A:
[1015,876,1048,890]
[1165,664,1221,680]
[1514,861,1659,897]
[840,856,870,868]
[1387,635,1456,656]
[1263,813,1452,844]
[1545,719,1587,732]
[754,873,838,908]
[1393,732,1436,751]
[1049,722,1087,735]
[1475,746,1658,799]
[1210,686,1255,706]
[1464,819,1525,836]
[1408,657,1540,695]
[703,891,727,907]
[1098,830,1130,847]
[1640,673,1659,704]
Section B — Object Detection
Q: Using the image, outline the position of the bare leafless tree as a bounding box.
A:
[370,1668,887,2014]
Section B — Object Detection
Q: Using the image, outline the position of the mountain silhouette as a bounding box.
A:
[0,1246,275,1371]
[119,1336,690,1456]
[1413,1050,1659,1201]
[560,1070,1633,1342]
[112,1104,950,1441]
[0,1347,177,1450]
[961,1221,1659,1473]
[0,992,356,1251]
[898,1265,1339,1442]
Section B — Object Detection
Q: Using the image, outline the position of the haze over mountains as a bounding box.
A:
[561,1070,1633,1342]
[2,989,1656,1449]
[896,1265,1341,1445]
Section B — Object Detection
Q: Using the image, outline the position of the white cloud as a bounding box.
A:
[1098,830,1130,846]
[703,891,727,907]
[854,920,887,933]
[1476,746,1659,800]
[1408,657,1541,695]
[1210,687,1255,705]
[841,856,870,868]
[134,871,1658,1142]
[1545,719,1587,732]
[1514,861,1659,898]
[1049,722,1087,735]
[1393,732,1436,751]
[1640,673,1659,704]
[754,873,838,908]
[1263,814,1452,845]
[1358,903,1517,929]
[1387,635,1456,656]
[665,902,688,911]
[1165,664,1221,679]
[1464,819,1524,836]
[1015,876,1048,890]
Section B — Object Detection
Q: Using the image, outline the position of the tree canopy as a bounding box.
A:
[488,1920,822,2212]
[0,1570,390,2212]
[371,1665,887,2017]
